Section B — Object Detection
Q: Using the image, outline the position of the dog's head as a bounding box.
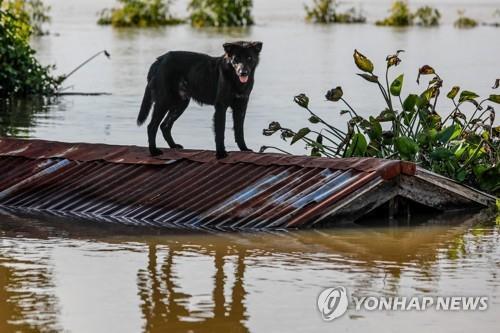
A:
[223,41,263,84]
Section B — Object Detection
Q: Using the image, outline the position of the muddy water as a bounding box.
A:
[0,211,499,332]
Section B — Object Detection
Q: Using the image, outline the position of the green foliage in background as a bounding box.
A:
[414,6,441,27]
[0,0,60,97]
[97,0,183,27]
[304,0,366,24]
[376,0,413,26]
[188,0,253,27]
[262,50,500,195]
[454,10,478,28]
[376,1,441,27]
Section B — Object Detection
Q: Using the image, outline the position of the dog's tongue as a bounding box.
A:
[239,75,249,83]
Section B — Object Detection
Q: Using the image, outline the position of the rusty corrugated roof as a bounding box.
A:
[0,137,489,229]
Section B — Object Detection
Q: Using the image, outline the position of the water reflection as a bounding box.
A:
[0,98,54,137]
[0,211,499,332]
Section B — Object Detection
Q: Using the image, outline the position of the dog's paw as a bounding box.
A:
[241,148,253,152]
[216,150,228,159]
[149,148,163,156]
[172,144,184,149]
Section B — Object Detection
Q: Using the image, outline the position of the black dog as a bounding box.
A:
[137,41,263,159]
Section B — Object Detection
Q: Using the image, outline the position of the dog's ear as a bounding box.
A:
[223,42,237,56]
[251,42,263,53]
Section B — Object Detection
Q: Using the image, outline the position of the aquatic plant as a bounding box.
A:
[304,0,366,24]
[454,10,478,29]
[188,0,253,27]
[414,6,441,27]
[262,50,500,195]
[0,1,60,97]
[376,0,412,26]
[376,1,441,27]
[97,0,183,27]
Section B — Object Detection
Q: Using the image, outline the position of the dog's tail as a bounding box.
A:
[137,59,160,126]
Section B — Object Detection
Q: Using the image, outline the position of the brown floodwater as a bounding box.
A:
[0,210,499,332]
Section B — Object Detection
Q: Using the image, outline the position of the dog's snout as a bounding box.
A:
[239,69,249,76]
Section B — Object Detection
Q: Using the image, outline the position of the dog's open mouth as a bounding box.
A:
[238,75,249,83]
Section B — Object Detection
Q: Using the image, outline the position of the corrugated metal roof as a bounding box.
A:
[0,138,491,229]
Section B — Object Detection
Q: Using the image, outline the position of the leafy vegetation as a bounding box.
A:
[414,6,441,27]
[262,50,500,195]
[2,0,51,35]
[188,0,253,27]
[97,0,183,27]
[304,0,366,24]
[454,10,478,28]
[376,1,441,27]
[0,1,60,97]
[376,0,413,26]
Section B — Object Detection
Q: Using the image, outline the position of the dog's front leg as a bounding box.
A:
[232,104,252,152]
[214,104,228,159]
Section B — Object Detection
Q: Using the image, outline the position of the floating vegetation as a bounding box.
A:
[376,0,413,26]
[188,0,254,28]
[97,0,183,27]
[376,1,441,27]
[262,50,500,195]
[454,10,478,28]
[414,6,441,27]
[304,0,366,24]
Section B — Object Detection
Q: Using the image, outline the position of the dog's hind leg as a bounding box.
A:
[147,100,169,156]
[160,99,189,149]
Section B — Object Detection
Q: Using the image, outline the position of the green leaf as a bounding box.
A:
[436,124,461,143]
[390,74,404,97]
[353,49,374,73]
[357,73,379,83]
[368,117,382,140]
[403,94,418,111]
[291,127,310,145]
[447,86,460,100]
[430,147,454,161]
[459,90,479,103]
[345,133,367,157]
[394,136,419,161]
[376,109,396,122]
[489,94,500,104]
[308,115,320,124]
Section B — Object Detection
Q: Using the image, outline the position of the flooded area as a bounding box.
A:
[0,211,499,332]
[1,0,499,154]
[1,0,500,332]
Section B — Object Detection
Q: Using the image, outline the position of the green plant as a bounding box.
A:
[262,50,500,195]
[97,0,183,27]
[305,0,366,24]
[454,10,478,28]
[1,0,51,36]
[0,1,60,97]
[188,0,253,27]
[376,0,412,26]
[414,6,441,27]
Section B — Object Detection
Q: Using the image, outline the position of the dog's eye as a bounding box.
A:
[247,56,253,61]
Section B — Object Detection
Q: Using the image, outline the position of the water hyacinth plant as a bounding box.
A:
[188,0,253,27]
[376,0,441,27]
[97,0,183,27]
[261,50,500,195]
[304,0,366,24]
[454,10,478,28]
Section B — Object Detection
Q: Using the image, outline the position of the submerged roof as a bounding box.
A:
[0,138,494,229]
